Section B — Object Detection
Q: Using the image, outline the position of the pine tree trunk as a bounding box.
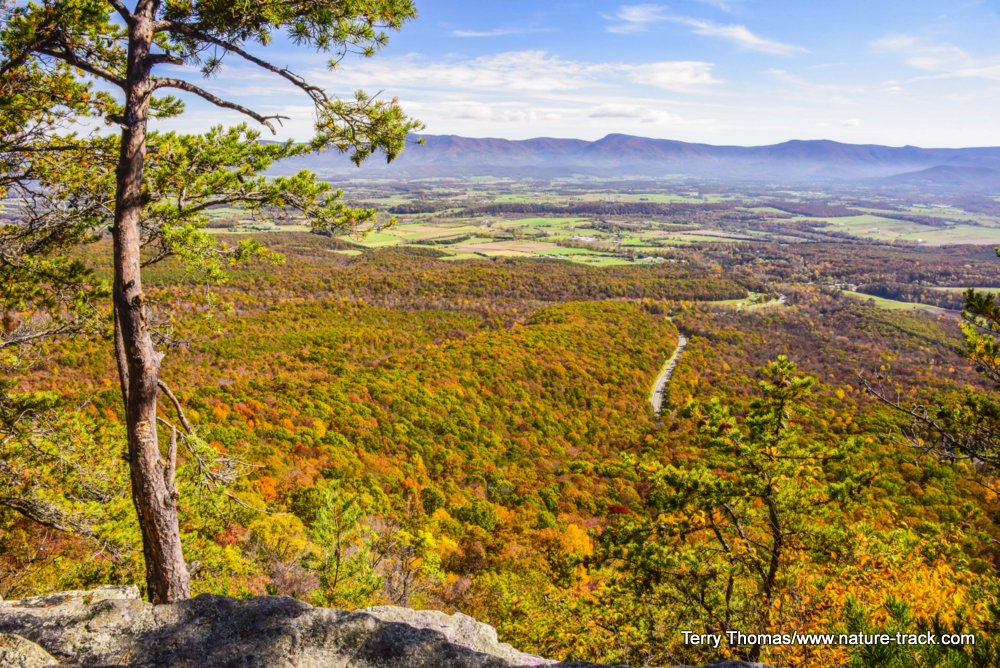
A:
[112,4,190,604]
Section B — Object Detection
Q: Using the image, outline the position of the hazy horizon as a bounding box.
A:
[404,131,1000,150]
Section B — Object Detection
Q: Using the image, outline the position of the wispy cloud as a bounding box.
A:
[589,103,682,124]
[671,17,807,55]
[635,61,721,89]
[695,0,745,13]
[603,4,671,34]
[317,51,720,93]
[873,35,972,71]
[451,27,550,38]
[605,5,806,55]
[764,68,863,96]
[873,34,1000,82]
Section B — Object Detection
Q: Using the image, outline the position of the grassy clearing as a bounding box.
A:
[816,213,1000,245]
[536,247,602,256]
[350,231,401,247]
[563,255,633,266]
[500,217,590,228]
[840,290,948,314]
[896,226,1000,245]
[207,224,312,235]
[668,233,742,243]
[745,206,795,216]
[706,292,786,310]
[929,286,1000,293]
[582,193,703,204]
[438,252,487,261]
[452,240,561,257]
[815,214,931,241]
[904,204,999,224]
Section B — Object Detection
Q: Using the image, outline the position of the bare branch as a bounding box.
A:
[157,379,193,434]
[113,311,130,405]
[106,0,134,25]
[0,322,77,350]
[0,496,88,534]
[163,420,177,496]
[860,372,1000,469]
[225,490,264,512]
[146,52,184,66]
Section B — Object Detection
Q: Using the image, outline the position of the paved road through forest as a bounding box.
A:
[649,333,689,415]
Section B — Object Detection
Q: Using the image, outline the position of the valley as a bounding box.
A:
[7,180,1000,666]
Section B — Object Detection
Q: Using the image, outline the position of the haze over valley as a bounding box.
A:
[276,133,1000,189]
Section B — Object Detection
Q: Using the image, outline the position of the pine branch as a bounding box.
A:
[156,22,329,104]
[150,78,287,132]
[36,43,125,88]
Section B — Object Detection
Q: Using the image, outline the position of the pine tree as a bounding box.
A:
[1,0,420,602]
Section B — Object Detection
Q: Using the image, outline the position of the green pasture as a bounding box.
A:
[499,217,590,228]
[928,286,1000,293]
[840,290,948,314]
[706,292,787,310]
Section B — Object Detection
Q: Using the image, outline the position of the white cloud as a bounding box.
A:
[872,34,1000,81]
[407,100,564,124]
[628,61,721,89]
[604,4,672,33]
[873,33,974,72]
[695,0,745,14]
[314,51,719,94]
[321,51,591,92]
[764,67,863,100]
[604,6,805,55]
[672,17,807,56]
[450,27,549,38]
[451,28,520,38]
[842,118,861,127]
[589,103,683,124]
[153,50,724,141]
[871,35,921,52]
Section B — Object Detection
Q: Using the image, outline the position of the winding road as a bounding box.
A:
[649,333,689,415]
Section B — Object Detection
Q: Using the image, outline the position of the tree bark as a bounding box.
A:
[112,2,190,604]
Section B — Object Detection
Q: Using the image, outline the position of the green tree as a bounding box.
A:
[296,486,382,608]
[1,0,419,602]
[600,357,862,664]
[1,30,118,559]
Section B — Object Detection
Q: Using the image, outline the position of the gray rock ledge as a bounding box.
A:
[0,587,768,668]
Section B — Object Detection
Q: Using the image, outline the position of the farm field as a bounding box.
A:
[198,181,1000,275]
[840,290,950,314]
[312,181,1000,257]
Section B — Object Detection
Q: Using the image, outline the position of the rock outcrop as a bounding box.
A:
[0,587,768,668]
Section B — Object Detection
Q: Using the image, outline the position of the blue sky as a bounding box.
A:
[158,1,1000,147]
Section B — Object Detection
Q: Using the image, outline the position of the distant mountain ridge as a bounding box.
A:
[271,133,1000,189]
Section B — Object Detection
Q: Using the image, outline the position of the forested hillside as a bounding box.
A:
[3,234,997,666]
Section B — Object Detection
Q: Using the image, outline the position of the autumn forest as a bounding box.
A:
[2,226,998,666]
[3,1,1000,667]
